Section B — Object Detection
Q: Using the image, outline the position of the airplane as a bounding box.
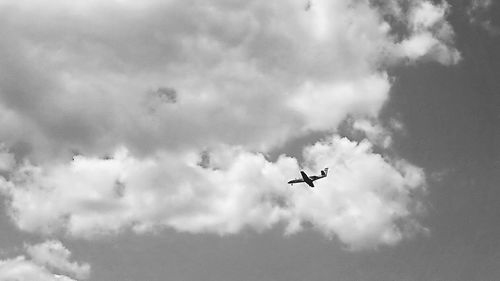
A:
[287,168,328,187]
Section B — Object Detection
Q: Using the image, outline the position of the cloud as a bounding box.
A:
[0,0,457,249]
[288,74,391,132]
[1,136,426,250]
[26,240,91,280]
[0,241,89,281]
[0,144,15,172]
[0,0,459,159]
[352,119,393,148]
[287,137,427,250]
[0,257,77,281]
[396,1,461,64]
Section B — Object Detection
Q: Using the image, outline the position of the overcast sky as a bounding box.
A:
[0,0,498,280]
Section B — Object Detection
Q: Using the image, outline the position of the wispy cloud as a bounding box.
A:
[467,0,500,36]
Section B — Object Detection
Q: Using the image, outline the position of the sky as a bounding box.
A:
[0,0,498,280]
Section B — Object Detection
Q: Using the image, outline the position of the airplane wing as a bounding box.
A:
[300,171,315,187]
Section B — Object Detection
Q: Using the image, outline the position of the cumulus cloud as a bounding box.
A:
[396,1,461,64]
[1,136,426,250]
[26,240,90,280]
[0,0,458,249]
[0,0,459,158]
[0,241,89,281]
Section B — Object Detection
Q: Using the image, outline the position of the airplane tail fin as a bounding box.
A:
[321,168,329,177]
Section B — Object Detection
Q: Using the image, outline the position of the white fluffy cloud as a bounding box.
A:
[0,0,458,249]
[1,136,426,250]
[397,1,461,64]
[0,241,89,281]
[26,240,90,280]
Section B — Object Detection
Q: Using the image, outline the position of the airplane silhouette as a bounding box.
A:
[287,168,328,187]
